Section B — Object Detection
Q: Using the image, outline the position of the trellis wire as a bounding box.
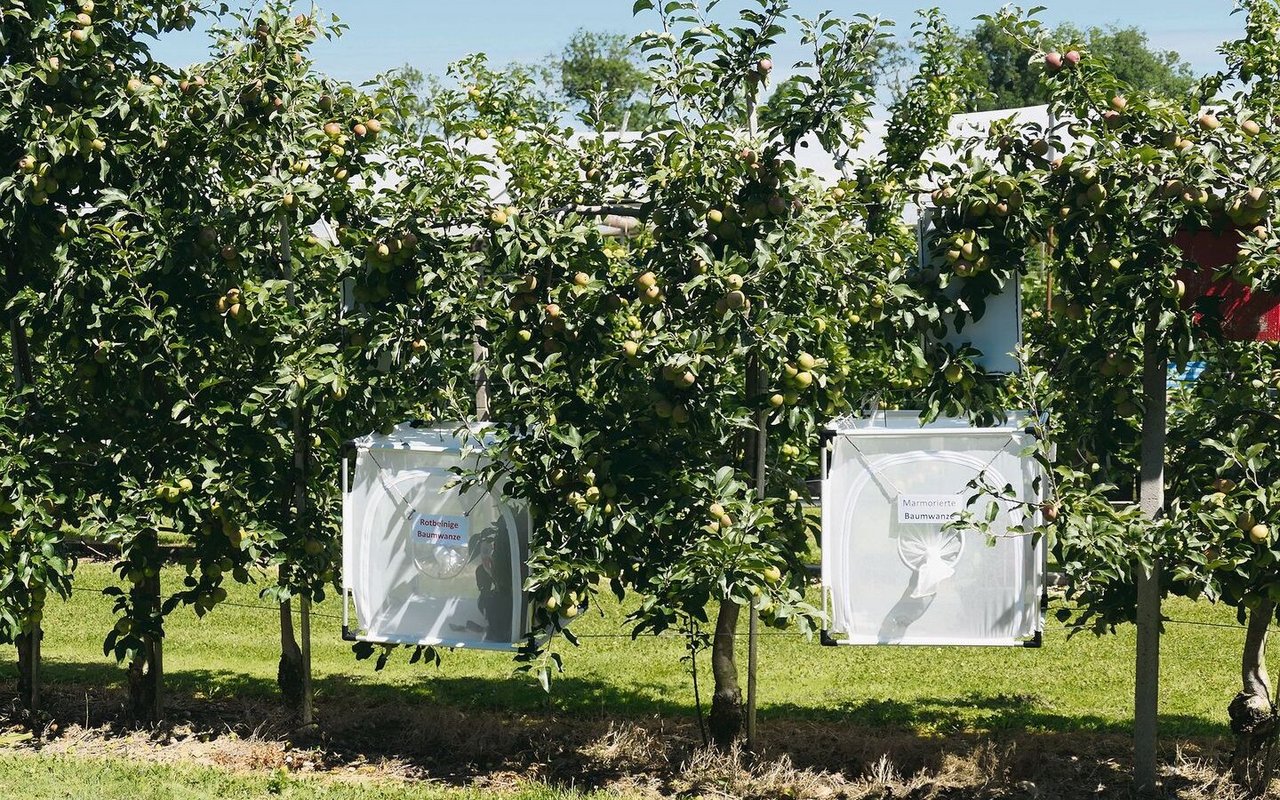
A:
[65,584,1254,636]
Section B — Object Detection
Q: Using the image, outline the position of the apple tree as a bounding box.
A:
[464,0,984,748]
[42,2,484,719]
[0,0,203,714]
[921,2,1280,788]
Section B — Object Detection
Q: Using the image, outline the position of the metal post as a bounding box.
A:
[740,55,764,754]
[30,623,40,713]
[300,597,313,725]
[1134,308,1166,794]
[280,214,314,725]
[745,360,768,751]
[151,627,163,723]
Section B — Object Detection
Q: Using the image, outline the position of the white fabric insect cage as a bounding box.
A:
[342,422,533,651]
[821,411,1045,647]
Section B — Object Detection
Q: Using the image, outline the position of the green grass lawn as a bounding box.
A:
[0,560,1268,738]
[0,752,619,800]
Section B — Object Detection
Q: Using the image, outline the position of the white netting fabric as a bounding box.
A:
[342,426,531,650]
[821,414,1043,646]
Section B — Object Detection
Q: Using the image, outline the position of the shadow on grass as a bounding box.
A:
[0,658,1228,738]
[0,661,1245,799]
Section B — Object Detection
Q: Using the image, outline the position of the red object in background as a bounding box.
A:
[1173,229,1280,341]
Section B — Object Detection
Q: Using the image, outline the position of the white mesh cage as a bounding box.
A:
[342,423,532,650]
[821,412,1044,647]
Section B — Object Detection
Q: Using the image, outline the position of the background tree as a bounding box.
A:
[385,59,559,139]
[953,20,1195,112]
[556,28,659,130]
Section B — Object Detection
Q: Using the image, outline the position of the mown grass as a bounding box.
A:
[1,560,1269,738]
[0,752,621,800]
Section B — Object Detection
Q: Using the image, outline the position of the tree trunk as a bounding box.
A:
[1230,600,1277,795]
[127,570,162,722]
[708,600,742,749]
[278,599,305,710]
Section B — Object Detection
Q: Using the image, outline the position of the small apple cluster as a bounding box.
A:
[488,205,517,226]
[936,170,1034,229]
[15,155,58,207]
[65,0,95,46]
[1204,478,1273,545]
[712,272,746,315]
[1226,187,1272,228]
[936,228,989,278]
[1058,161,1109,212]
[504,272,593,358]
[554,462,619,519]
[696,149,795,252]
[177,73,207,96]
[634,270,664,306]
[769,352,822,409]
[321,114,382,156]
[1042,49,1082,74]
[703,501,735,534]
[153,476,195,504]
[651,361,699,425]
[215,287,245,321]
[352,230,421,304]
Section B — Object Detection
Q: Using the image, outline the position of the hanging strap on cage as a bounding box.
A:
[365,449,421,521]
[363,448,488,520]
[967,434,1019,492]
[844,433,1018,498]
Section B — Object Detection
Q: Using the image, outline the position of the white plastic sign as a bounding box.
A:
[412,513,470,547]
[896,494,964,525]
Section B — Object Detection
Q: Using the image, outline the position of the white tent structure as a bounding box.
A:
[820,411,1046,647]
[342,423,534,650]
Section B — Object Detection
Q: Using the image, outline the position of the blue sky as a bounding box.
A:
[150,1,1242,87]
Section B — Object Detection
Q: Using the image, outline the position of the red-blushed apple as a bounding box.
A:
[1041,501,1061,522]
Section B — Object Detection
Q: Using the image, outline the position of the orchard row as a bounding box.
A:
[3,0,1280,776]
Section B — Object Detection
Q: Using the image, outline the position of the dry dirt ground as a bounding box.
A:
[1,684,1274,800]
